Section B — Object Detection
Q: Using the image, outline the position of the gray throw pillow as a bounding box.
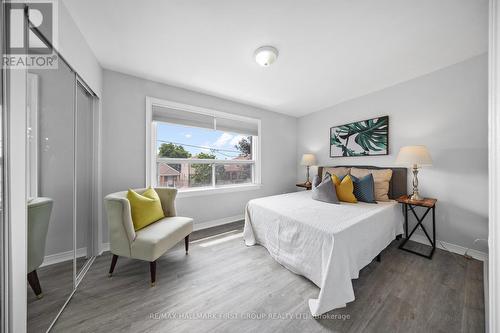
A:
[312,175,321,189]
[312,175,340,204]
[313,172,332,189]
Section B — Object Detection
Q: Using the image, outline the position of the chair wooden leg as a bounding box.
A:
[150,261,156,287]
[185,234,190,254]
[27,270,43,299]
[376,254,381,262]
[108,254,118,277]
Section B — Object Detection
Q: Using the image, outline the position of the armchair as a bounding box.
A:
[27,197,53,298]
[104,187,193,286]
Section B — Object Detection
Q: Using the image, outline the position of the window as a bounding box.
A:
[146,98,261,195]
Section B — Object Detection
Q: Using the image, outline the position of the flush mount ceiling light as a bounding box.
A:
[254,46,279,67]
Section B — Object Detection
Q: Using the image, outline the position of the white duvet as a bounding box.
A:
[243,191,403,316]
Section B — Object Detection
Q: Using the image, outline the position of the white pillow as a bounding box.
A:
[323,167,350,178]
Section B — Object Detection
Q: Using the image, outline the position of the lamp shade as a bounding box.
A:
[396,145,432,167]
[300,154,317,166]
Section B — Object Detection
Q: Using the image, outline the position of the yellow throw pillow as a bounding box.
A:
[127,188,165,231]
[331,174,358,203]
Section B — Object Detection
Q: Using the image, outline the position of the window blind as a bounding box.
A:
[152,105,214,130]
[152,105,258,136]
[215,117,258,136]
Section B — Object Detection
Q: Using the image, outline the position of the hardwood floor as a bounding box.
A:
[51,221,484,333]
[27,260,73,333]
[27,256,93,332]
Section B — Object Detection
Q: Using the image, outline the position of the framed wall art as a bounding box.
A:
[330,116,389,157]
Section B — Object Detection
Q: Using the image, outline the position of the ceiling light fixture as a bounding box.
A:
[254,46,278,67]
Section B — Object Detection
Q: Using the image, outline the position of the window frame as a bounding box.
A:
[145,97,262,197]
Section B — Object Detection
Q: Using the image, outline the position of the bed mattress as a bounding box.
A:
[243,190,403,316]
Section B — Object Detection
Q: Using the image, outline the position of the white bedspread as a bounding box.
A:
[243,191,403,316]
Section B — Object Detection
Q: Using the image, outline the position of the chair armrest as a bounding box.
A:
[104,194,136,257]
[27,198,53,272]
[155,188,178,217]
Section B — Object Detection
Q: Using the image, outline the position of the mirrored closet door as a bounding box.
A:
[26,56,97,332]
[76,82,94,277]
[27,58,76,333]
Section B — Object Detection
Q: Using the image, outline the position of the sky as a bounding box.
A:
[156,122,249,160]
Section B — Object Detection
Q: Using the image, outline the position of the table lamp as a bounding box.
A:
[301,154,317,186]
[396,146,432,201]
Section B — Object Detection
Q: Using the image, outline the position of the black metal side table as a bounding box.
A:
[396,195,437,259]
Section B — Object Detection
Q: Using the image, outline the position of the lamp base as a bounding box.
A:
[410,192,423,201]
[410,166,423,201]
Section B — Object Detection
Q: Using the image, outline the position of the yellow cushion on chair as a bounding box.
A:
[331,174,358,203]
[127,188,165,231]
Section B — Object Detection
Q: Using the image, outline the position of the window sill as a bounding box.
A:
[176,183,262,198]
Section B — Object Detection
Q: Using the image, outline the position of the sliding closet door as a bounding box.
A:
[75,83,93,275]
[27,60,75,332]
[0,3,4,329]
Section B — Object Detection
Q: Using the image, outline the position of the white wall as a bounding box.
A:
[297,54,488,252]
[101,70,297,241]
[58,0,103,96]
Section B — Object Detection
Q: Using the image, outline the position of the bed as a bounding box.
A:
[243,166,407,316]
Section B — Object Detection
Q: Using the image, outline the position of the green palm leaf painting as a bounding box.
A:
[330,116,388,157]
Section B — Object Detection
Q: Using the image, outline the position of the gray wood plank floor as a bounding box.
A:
[27,256,91,332]
[49,221,484,333]
[27,260,73,333]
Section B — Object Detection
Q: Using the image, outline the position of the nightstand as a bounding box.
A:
[296,183,312,190]
[396,195,437,259]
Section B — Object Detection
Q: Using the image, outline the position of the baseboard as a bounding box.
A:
[99,214,245,255]
[41,247,88,267]
[100,242,110,255]
[193,214,244,231]
[410,234,488,262]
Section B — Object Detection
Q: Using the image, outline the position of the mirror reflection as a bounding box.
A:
[26,57,96,332]
[76,83,94,275]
